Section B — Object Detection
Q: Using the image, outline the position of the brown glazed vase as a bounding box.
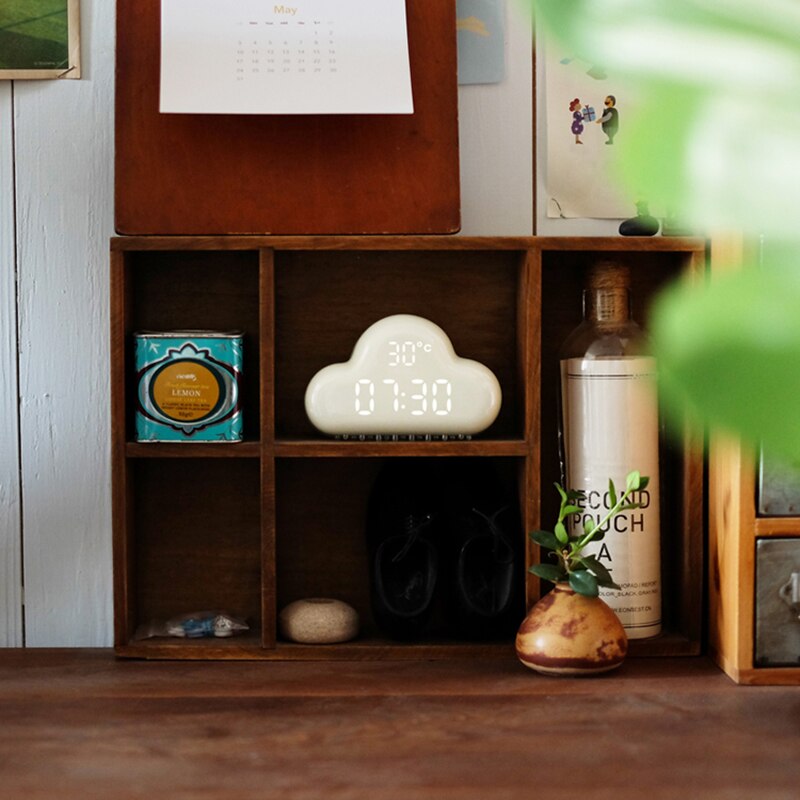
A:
[515,583,628,675]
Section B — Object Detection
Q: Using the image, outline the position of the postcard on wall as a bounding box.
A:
[0,0,81,79]
[160,0,414,114]
[456,0,505,85]
[542,39,641,219]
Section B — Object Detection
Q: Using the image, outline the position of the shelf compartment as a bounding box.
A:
[275,457,527,645]
[115,249,263,444]
[273,248,528,441]
[122,458,265,646]
[535,243,706,656]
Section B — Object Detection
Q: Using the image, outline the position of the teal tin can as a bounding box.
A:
[135,331,243,443]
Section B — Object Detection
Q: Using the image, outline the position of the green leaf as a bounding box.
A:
[554,521,568,545]
[626,471,641,492]
[529,529,559,551]
[619,503,641,512]
[529,563,565,583]
[597,578,622,591]
[568,570,599,597]
[561,504,581,517]
[652,261,800,461]
[566,489,585,501]
[638,476,650,491]
[583,518,596,535]
[554,482,567,503]
[608,479,617,508]
[579,555,614,585]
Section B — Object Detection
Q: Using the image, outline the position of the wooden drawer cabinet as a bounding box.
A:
[711,439,800,683]
[111,236,706,659]
[708,236,800,684]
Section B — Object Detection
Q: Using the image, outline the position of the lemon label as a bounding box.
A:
[151,360,222,422]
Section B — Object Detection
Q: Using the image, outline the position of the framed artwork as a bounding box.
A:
[0,0,81,79]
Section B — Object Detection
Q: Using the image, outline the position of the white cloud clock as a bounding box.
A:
[304,315,502,436]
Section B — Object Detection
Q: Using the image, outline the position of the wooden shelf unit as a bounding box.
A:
[111,236,707,660]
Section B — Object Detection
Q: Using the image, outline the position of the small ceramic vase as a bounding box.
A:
[515,583,628,676]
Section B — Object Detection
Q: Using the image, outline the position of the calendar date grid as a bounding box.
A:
[234,19,338,78]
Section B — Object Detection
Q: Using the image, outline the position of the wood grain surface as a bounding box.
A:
[1,650,799,799]
[115,1,460,235]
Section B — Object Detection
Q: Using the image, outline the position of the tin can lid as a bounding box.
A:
[134,330,243,339]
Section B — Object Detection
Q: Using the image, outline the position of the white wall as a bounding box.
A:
[0,82,23,647]
[0,1,531,647]
[1,0,116,647]
[460,1,533,236]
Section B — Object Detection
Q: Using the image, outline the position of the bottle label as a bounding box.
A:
[561,356,661,638]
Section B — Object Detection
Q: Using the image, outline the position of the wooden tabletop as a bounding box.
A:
[1,650,798,799]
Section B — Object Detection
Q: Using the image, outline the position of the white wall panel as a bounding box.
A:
[0,83,23,646]
[459,2,533,236]
[13,0,115,646]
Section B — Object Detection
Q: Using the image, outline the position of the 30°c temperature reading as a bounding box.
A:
[387,340,433,368]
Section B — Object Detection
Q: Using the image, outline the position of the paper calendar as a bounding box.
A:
[160,0,414,114]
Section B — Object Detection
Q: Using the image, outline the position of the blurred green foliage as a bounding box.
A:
[529,0,800,458]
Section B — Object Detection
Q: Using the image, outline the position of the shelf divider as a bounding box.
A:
[261,247,277,648]
[125,442,261,458]
[273,439,530,458]
[753,517,800,537]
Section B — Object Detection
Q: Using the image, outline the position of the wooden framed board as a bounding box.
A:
[115,0,460,235]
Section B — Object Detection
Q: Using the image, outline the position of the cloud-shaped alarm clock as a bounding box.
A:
[304,315,502,436]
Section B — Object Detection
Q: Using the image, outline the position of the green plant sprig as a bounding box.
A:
[529,470,650,598]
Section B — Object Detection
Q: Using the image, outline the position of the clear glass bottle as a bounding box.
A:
[559,261,661,639]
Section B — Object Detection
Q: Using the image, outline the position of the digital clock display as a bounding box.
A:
[305,315,502,435]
